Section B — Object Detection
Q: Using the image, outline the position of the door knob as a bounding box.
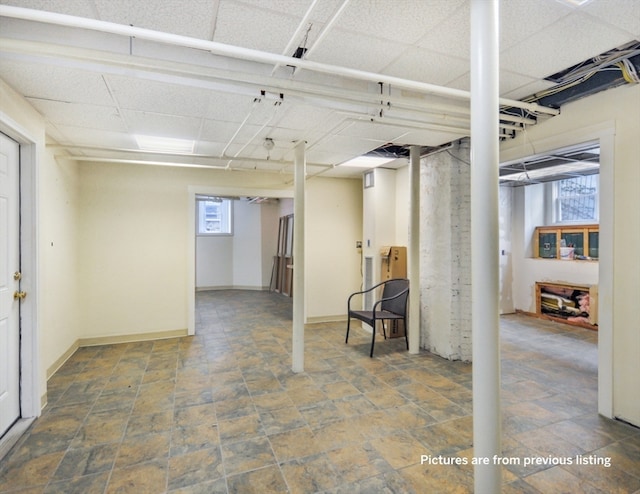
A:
[14,291,27,300]
[14,272,22,281]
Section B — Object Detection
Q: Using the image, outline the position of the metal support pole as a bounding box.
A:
[409,146,421,354]
[470,0,502,492]
[292,141,306,373]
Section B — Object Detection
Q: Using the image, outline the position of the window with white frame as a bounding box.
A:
[554,174,599,223]
[196,196,233,235]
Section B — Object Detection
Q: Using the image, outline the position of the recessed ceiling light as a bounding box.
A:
[339,156,397,169]
[135,135,195,154]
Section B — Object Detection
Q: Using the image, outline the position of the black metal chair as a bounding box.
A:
[345,278,409,357]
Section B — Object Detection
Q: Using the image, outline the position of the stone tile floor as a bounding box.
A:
[0,290,638,493]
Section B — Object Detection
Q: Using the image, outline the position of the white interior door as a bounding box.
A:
[0,132,20,437]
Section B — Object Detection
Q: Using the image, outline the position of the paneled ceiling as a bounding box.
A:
[0,0,638,178]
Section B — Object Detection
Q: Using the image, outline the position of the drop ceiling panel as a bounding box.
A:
[199,119,245,144]
[336,120,409,142]
[193,140,226,157]
[235,0,343,24]
[26,98,126,132]
[0,17,130,54]
[213,1,299,53]
[501,12,635,79]
[336,0,465,45]
[416,2,469,61]
[307,31,408,73]
[205,93,259,123]
[276,105,341,133]
[121,110,203,139]
[93,0,218,39]
[500,75,556,101]
[398,128,467,147]
[0,0,98,18]
[50,126,135,149]
[304,147,362,168]
[499,0,572,52]
[382,47,469,86]
[106,76,212,118]
[498,70,553,99]
[583,0,640,38]
[312,134,388,162]
[0,59,115,105]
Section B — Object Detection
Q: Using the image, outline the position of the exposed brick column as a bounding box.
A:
[419,139,472,361]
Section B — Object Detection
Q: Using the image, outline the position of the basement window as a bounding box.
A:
[196,196,233,235]
[554,174,599,223]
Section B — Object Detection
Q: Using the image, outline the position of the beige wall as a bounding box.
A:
[501,83,640,426]
[77,162,363,335]
[40,153,82,379]
[305,176,363,321]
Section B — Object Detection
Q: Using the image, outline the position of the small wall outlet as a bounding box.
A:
[356,241,362,249]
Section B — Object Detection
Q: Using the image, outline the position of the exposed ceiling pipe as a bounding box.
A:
[4,37,539,129]
[59,155,316,176]
[48,143,333,168]
[220,99,261,159]
[0,38,478,125]
[300,0,351,60]
[224,103,284,169]
[270,0,320,75]
[0,5,559,116]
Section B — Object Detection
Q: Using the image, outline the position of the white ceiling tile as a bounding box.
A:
[205,92,258,123]
[121,109,203,139]
[583,0,640,38]
[192,140,226,157]
[50,125,135,148]
[105,76,212,117]
[337,120,408,142]
[234,0,343,25]
[336,0,465,45]
[0,0,98,17]
[499,0,573,51]
[501,12,635,79]
[499,73,556,101]
[416,2,469,60]
[398,128,466,147]
[213,1,300,53]
[306,31,407,73]
[26,98,126,132]
[0,58,115,105]
[500,70,553,99]
[200,119,244,144]
[276,105,339,132]
[93,0,218,39]
[381,47,469,86]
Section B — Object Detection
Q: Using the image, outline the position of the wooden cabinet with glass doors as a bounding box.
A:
[534,224,599,260]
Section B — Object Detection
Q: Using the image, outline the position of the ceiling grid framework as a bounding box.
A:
[0,0,638,177]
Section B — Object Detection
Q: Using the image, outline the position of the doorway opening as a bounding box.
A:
[498,139,612,417]
[187,186,293,336]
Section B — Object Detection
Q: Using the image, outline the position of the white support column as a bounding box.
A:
[409,146,421,354]
[292,141,306,373]
[470,0,501,492]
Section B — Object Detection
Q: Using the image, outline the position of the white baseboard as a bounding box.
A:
[196,285,269,292]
